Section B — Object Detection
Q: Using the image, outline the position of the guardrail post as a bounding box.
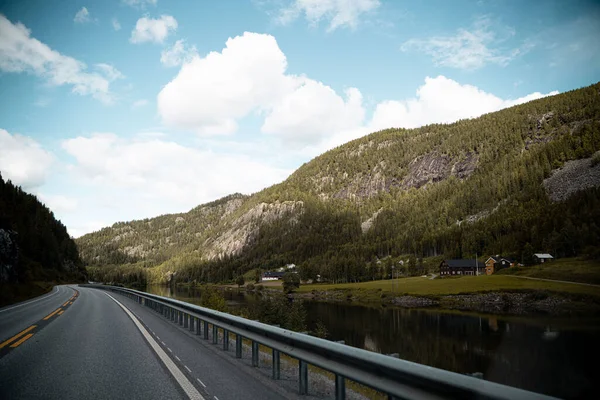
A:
[236,335,242,358]
[170,308,174,321]
[189,316,194,332]
[179,311,183,326]
[212,325,218,344]
[184,314,189,328]
[223,330,229,350]
[252,341,259,367]
[272,349,280,379]
[299,360,308,395]
[203,321,209,340]
[196,318,201,335]
[335,374,345,400]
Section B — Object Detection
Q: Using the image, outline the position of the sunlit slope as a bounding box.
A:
[79,82,600,284]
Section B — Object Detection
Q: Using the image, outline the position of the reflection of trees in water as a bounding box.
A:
[304,302,597,399]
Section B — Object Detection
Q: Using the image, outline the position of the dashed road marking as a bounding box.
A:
[197,378,206,388]
[104,292,204,400]
[175,355,181,361]
[167,347,173,353]
[184,365,192,373]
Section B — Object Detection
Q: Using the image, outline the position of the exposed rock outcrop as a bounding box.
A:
[544,153,600,202]
[204,201,304,260]
[402,152,479,189]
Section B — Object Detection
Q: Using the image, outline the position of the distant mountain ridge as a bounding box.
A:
[79,82,600,285]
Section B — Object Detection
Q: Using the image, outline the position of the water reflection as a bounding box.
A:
[146,285,599,399]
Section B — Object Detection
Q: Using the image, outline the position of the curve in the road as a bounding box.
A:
[0,288,79,359]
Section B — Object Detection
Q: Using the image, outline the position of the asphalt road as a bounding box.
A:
[0,285,295,400]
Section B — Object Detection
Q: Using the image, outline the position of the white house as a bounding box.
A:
[533,253,554,263]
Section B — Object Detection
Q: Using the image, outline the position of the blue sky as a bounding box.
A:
[0,0,599,237]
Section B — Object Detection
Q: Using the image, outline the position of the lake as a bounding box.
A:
[146,284,598,399]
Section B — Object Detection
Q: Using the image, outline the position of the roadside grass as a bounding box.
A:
[496,257,600,284]
[296,274,600,298]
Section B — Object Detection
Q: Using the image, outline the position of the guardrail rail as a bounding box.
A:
[82,284,557,400]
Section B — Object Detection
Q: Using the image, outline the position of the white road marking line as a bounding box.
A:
[214,396,219,400]
[156,335,160,340]
[168,347,173,353]
[0,286,59,313]
[161,341,166,346]
[197,378,206,388]
[104,292,204,400]
[185,365,192,373]
[175,355,181,361]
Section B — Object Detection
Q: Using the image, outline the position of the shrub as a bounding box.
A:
[282,272,300,293]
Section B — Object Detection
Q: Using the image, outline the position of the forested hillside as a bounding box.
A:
[0,175,86,285]
[80,82,600,285]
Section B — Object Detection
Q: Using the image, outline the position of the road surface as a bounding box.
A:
[0,285,297,400]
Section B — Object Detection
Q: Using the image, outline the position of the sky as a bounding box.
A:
[0,0,599,237]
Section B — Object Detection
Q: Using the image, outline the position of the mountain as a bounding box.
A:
[79,82,600,285]
[0,175,86,285]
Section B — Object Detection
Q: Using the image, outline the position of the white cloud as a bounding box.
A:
[158,31,558,154]
[277,0,380,31]
[158,32,295,134]
[38,194,79,214]
[34,97,51,107]
[122,0,157,8]
[132,99,149,108]
[369,75,558,131]
[0,129,54,190]
[95,63,124,80]
[112,18,121,31]
[61,134,292,234]
[160,39,198,67]
[401,17,529,69]
[158,32,367,142]
[0,14,121,103]
[74,7,91,24]
[130,15,177,44]
[262,82,365,144]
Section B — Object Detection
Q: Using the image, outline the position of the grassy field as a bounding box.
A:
[296,274,600,298]
[496,257,600,284]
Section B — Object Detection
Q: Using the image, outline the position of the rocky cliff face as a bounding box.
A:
[0,229,19,283]
[204,200,304,260]
[544,152,600,202]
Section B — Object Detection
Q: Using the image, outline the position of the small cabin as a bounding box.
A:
[484,256,515,275]
[534,253,554,264]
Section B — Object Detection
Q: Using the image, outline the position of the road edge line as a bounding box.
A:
[0,286,59,313]
[103,292,204,400]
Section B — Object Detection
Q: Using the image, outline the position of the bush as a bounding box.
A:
[256,284,264,291]
[246,283,255,291]
[236,275,245,288]
[282,272,300,293]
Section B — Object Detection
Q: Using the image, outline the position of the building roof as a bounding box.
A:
[534,253,554,259]
[443,259,479,268]
[487,255,514,263]
[263,271,285,278]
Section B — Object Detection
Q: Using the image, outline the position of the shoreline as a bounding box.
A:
[290,288,600,316]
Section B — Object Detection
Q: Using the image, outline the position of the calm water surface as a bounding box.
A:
[146,285,599,399]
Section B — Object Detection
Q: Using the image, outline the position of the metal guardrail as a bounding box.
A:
[83,284,557,400]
